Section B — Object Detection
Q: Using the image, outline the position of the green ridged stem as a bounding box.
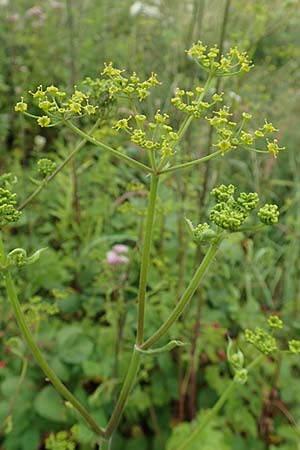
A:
[136,174,159,345]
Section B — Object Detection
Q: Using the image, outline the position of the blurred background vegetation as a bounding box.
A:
[1,0,300,449]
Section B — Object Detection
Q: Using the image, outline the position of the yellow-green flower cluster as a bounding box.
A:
[113,110,179,156]
[0,188,21,226]
[15,84,98,128]
[37,158,56,177]
[258,204,279,225]
[207,107,284,157]
[266,139,285,158]
[267,315,283,330]
[245,328,278,356]
[101,62,160,101]
[45,430,75,450]
[209,184,259,231]
[171,87,222,119]
[187,41,253,76]
[288,339,300,355]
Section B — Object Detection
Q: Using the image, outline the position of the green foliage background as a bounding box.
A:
[1,0,300,449]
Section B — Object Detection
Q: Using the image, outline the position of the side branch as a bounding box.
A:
[142,240,221,350]
[3,267,106,438]
[65,120,153,174]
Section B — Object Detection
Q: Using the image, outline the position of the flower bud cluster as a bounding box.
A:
[2,247,47,269]
[45,430,75,450]
[227,338,248,384]
[101,62,160,101]
[0,188,21,225]
[187,41,253,76]
[288,340,300,354]
[267,315,283,329]
[171,87,223,119]
[207,107,284,157]
[209,184,259,231]
[245,328,278,356]
[257,204,279,225]
[185,219,217,244]
[37,158,56,176]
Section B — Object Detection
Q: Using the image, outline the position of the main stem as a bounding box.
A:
[142,240,221,350]
[105,348,141,437]
[104,173,159,438]
[136,174,159,345]
[0,240,105,437]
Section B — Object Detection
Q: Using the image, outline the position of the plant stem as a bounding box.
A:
[1,258,105,437]
[65,120,152,174]
[104,174,159,438]
[105,348,141,437]
[142,240,221,350]
[136,174,159,345]
[159,149,223,175]
[177,381,235,450]
[177,354,264,450]
[18,119,101,211]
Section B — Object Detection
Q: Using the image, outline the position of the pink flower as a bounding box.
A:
[113,244,129,254]
[26,6,44,17]
[106,250,129,266]
[48,0,64,10]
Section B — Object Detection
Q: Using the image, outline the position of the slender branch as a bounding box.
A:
[18,119,101,211]
[65,120,152,173]
[177,382,235,450]
[142,240,222,350]
[136,174,159,344]
[159,150,223,175]
[176,354,264,450]
[0,243,105,438]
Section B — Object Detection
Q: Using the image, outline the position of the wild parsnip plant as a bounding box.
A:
[3,41,288,448]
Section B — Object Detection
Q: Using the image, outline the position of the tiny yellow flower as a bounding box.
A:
[37,116,51,127]
[14,98,28,112]
[84,104,97,115]
[46,85,59,95]
[69,102,81,114]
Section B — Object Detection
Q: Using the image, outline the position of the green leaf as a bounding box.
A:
[21,429,40,450]
[34,386,67,423]
[57,325,94,364]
